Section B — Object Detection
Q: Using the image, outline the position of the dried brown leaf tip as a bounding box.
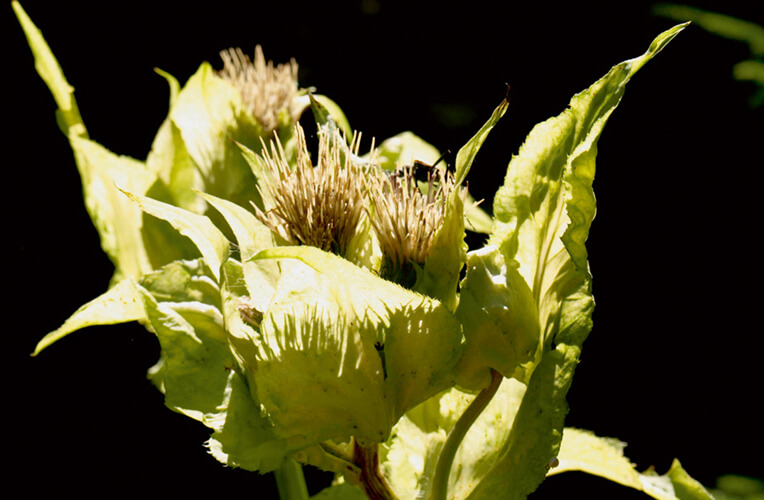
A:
[255,123,370,257]
[367,161,466,286]
[218,46,299,134]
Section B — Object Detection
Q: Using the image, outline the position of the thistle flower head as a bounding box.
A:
[255,124,371,257]
[218,46,299,134]
[368,162,467,286]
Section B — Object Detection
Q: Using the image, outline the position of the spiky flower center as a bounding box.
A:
[367,162,464,285]
[218,46,299,134]
[255,124,369,256]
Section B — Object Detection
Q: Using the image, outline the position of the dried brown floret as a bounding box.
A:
[255,124,369,257]
[218,46,299,134]
[367,161,467,286]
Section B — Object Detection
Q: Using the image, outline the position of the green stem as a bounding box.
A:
[275,457,309,500]
[430,369,503,500]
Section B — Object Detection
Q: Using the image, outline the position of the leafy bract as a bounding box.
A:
[314,94,352,137]
[451,23,689,500]
[140,259,291,473]
[453,100,508,187]
[12,1,86,139]
[381,23,689,500]
[491,24,687,343]
[14,2,197,283]
[34,256,293,473]
[32,278,146,356]
[168,62,264,209]
[414,189,466,311]
[303,92,353,140]
[415,100,508,310]
[16,1,300,285]
[252,246,463,447]
[120,189,230,282]
[454,246,540,391]
[145,69,204,214]
[451,345,579,500]
[548,428,714,500]
[69,137,158,282]
[374,131,443,171]
[201,192,280,312]
[454,100,509,235]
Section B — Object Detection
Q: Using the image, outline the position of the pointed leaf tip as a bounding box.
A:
[118,187,230,281]
[13,0,87,137]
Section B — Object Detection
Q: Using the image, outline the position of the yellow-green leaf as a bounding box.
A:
[120,189,230,281]
[548,428,714,500]
[201,192,279,312]
[69,137,156,282]
[253,246,463,447]
[32,278,145,356]
[12,1,86,138]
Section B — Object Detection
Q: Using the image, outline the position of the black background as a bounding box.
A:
[7,0,763,497]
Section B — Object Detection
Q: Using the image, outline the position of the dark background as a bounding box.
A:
[7,0,762,497]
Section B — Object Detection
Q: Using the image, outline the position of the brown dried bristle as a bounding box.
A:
[218,46,299,134]
[367,162,466,286]
[255,124,370,256]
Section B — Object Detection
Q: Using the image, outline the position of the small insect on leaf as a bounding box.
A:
[238,296,264,328]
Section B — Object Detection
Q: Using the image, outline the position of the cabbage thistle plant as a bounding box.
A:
[14,3,714,499]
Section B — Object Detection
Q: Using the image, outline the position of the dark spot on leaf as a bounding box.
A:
[374,341,387,380]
